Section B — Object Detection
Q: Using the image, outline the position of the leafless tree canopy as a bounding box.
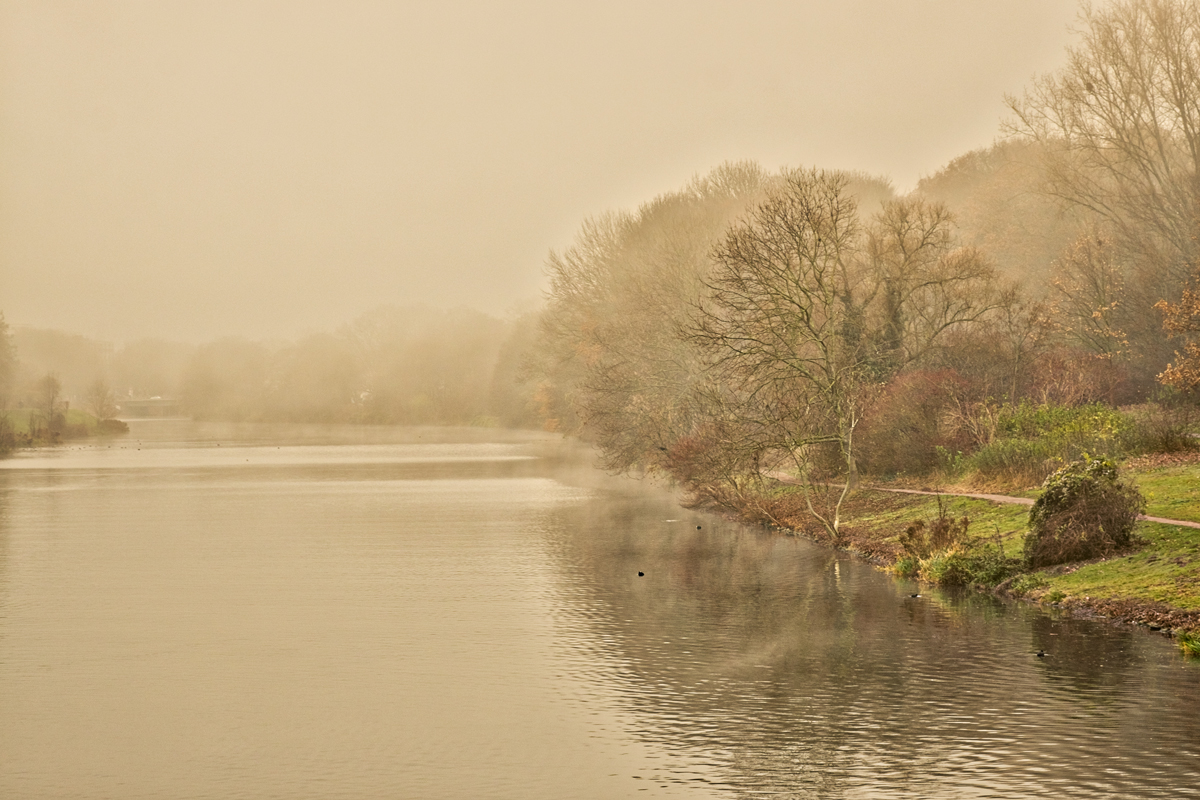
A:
[687,169,999,537]
[537,162,770,473]
[1007,0,1200,280]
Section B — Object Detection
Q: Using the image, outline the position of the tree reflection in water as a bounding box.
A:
[537,487,1200,798]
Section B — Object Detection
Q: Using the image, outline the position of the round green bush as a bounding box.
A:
[1024,457,1145,568]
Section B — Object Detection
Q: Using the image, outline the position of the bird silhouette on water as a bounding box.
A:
[1036,650,1048,658]
[637,572,644,577]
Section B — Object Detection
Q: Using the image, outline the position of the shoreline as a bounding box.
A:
[712,465,1200,648]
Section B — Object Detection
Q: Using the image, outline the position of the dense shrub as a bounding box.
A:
[1025,347,1145,406]
[918,550,974,586]
[1118,403,1198,454]
[858,370,970,476]
[899,509,969,559]
[892,555,920,578]
[893,502,1023,587]
[958,549,1023,586]
[965,438,1059,485]
[994,401,1127,441]
[894,546,1021,588]
[1024,457,1145,568]
[664,420,768,503]
[960,402,1149,485]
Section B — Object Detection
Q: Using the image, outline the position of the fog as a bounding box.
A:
[1,0,1079,342]
[9,7,1200,794]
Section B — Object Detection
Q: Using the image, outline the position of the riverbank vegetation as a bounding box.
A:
[534,0,1200,648]
[0,324,129,454]
[783,469,1200,647]
[0,316,131,454]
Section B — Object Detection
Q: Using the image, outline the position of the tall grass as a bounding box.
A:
[1180,631,1200,658]
[949,402,1195,487]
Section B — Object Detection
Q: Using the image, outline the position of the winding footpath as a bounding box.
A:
[772,476,1200,530]
[871,485,1200,529]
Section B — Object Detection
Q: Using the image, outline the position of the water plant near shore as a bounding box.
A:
[893,546,1023,588]
[890,500,1023,587]
[1180,631,1200,658]
[0,408,128,456]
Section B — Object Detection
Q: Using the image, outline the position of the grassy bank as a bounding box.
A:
[749,454,1200,653]
[1,408,129,452]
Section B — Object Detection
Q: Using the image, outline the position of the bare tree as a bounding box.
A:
[0,313,15,454]
[867,197,999,369]
[1006,0,1200,282]
[690,170,1000,541]
[1047,227,1131,357]
[538,162,768,472]
[34,374,63,436]
[0,312,15,410]
[84,378,119,421]
[688,169,872,540]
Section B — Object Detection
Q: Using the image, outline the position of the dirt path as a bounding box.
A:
[771,475,1200,531]
[866,485,1035,507]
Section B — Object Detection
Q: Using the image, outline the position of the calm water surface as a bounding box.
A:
[1,422,1198,799]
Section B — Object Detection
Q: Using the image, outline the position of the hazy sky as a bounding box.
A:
[1,0,1081,342]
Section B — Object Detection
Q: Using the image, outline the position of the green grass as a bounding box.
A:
[769,457,1200,629]
[3,408,102,434]
[1033,521,1200,611]
[833,490,1029,587]
[812,479,1200,624]
[1025,459,1200,613]
[1130,464,1200,524]
[847,491,1030,553]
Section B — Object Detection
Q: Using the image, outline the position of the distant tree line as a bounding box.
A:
[0,314,114,450]
[0,305,543,437]
[179,306,540,427]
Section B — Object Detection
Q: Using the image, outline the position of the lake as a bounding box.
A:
[1,421,1197,798]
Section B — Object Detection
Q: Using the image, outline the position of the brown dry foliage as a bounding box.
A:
[1156,271,1200,391]
[899,510,970,559]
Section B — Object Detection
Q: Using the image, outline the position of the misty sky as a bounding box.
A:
[1,0,1080,342]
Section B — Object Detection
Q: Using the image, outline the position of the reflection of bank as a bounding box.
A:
[116,397,184,419]
[539,487,1200,798]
